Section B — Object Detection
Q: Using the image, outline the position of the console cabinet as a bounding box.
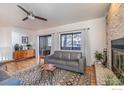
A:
[13,49,35,60]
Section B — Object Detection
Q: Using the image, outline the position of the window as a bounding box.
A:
[61,32,81,50]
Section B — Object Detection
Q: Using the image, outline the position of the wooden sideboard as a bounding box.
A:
[13,49,35,60]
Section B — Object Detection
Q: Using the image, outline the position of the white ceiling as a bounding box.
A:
[0,3,109,30]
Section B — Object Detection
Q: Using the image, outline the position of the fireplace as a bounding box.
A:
[111,38,124,84]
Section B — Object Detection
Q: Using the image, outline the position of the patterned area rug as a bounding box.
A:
[35,68,91,85]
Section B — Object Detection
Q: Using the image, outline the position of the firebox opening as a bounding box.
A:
[111,38,124,84]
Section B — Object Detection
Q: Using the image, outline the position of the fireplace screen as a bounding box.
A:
[111,38,124,84]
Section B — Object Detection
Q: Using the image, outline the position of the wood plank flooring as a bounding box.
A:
[85,65,97,85]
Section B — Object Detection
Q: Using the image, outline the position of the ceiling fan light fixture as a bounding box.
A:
[17,5,47,21]
[28,15,35,20]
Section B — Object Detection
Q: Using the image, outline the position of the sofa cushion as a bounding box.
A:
[56,60,66,65]
[53,51,62,59]
[47,58,57,64]
[0,70,10,81]
[62,52,70,60]
[66,61,79,67]
[70,52,82,61]
[47,58,66,65]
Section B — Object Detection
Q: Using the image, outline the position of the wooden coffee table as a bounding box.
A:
[41,64,56,85]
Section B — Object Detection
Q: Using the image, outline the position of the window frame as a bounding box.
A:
[60,32,81,50]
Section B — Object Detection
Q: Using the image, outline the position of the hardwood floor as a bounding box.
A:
[3,58,36,73]
[85,65,97,85]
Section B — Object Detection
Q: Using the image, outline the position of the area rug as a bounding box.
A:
[35,68,91,85]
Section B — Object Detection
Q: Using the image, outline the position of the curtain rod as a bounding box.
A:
[38,27,90,36]
[57,28,90,34]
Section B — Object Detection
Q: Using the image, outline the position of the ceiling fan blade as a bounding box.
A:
[34,16,47,21]
[22,17,28,21]
[17,5,30,15]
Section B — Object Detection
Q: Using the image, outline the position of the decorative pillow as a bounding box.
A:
[62,52,70,60]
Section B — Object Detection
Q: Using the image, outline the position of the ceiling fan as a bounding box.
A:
[17,5,47,21]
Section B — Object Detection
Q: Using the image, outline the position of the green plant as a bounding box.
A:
[95,51,103,62]
[26,44,32,49]
[105,75,121,85]
[14,44,20,51]
[19,45,23,50]
[115,72,124,85]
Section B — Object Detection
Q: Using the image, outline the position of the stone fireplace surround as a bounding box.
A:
[107,3,124,69]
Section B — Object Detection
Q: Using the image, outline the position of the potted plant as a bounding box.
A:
[95,51,104,64]
[26,44,32,49]
[105,74,121,85]
[14,44,20,51]
[19,45,23,50]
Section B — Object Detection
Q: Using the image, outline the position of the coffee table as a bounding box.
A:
[41,64,56,85]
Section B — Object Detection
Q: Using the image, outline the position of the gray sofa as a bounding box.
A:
[45,51,86,74]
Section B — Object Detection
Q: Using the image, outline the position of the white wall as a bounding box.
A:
[88,18,106,65]
[11,27,31,50]
[0,27,33,60]
[0,27,12,47]
[35,17,106,66]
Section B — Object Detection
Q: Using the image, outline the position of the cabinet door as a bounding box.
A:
[19,51,23,58]
[14,51,21,59]
[26,50,30,58]
[24,50,28,58]
[14,51,18,59]
[28,50,35,57]
[25,50,33,58]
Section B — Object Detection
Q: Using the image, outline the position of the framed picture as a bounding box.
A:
[22,36,28,44]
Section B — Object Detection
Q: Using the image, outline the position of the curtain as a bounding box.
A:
[81,31,85,56]
[83,28,91,66]
[36,36,40,64]
[51,33,55,54]
[55,32,60,50]
[50,32,60,54]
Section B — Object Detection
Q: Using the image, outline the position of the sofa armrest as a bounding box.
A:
[46,54,54,59]
[44,54,54,63]
[0,77,21,85]
[78,56,86,73]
